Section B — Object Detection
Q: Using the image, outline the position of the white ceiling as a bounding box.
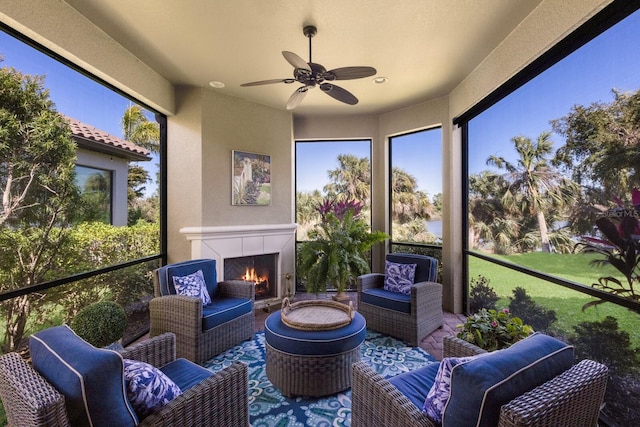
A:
[63,0,543,117]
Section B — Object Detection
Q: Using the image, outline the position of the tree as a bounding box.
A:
[552,89,640,198]
[486,132,577,253]
[391,167,435,222]
[323,154,371,203]
[0,66,80,351]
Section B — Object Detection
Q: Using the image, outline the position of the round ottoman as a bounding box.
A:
[264,309,366,397]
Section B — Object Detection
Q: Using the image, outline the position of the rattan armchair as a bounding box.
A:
[150,259,255,364]
[352,335,609,427]
[357,253,443,346]
[0,332,249,427]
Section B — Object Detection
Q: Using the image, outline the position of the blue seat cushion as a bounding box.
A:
[157,259,219,298]
[361,288,411,313]
[264,310,366,355]
[443,333,574,427]
[388,362,440,410]
[160,358,214,391]
[30,325,138,427]
[202,297,253,331]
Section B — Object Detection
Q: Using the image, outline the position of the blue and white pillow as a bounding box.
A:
[422,354,484,423]
[172,269,211,305]
[123,359,182,419]
[383,261,417,295]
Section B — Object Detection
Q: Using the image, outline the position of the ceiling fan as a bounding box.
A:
[241,25,377,110]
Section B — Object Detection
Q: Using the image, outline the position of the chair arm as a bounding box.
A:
[140,361,249,427]
[442,335,488,358]
[498,359,608,427]
[411,281,442,310]
[351,361,436,427]
[357,273,385,292]
[121,333,176,367]
[0,353,71,427]
[149,295,202,340]
[218,280,255,300]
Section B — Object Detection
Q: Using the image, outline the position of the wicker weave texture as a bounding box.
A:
[0,332,250,427]
[357,273,443,346]
[151,270,255,365]
[265,342,361,397]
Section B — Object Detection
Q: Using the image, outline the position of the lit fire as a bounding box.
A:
[242,267,270,296]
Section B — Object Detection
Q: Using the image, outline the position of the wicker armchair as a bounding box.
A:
[357,253,443,346]
[352,335,609,427]
[0,332,249,427]
[150,259,255,364]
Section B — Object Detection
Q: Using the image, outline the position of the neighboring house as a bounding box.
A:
[66,116,151,226]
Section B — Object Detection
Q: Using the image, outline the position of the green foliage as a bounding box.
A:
[569,316,640,377]
[508,286,557,331]
[297,200,388,294]
[457,308,534,351]
[469,275,499,313]
[70,301,127,347]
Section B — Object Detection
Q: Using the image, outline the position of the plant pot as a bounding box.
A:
[332,291,351,303]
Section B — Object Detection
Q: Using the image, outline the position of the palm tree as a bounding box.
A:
[122,105,160,152]
[324,154,371,204]
[486,132,577,253]
[391,167,435,222]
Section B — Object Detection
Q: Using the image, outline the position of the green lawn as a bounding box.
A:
[469,252,640,347]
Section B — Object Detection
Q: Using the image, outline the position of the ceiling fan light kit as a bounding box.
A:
[241,25,377,109]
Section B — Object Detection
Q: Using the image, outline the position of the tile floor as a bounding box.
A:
[255,292,467,360]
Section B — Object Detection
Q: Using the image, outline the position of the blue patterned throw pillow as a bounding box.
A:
[123,359,182,419]
[383,261,417,295]
[422,354,484,423]
[172,269,211,305]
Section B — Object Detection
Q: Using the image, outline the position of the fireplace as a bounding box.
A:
[180,223,297,310]
[224,253,277,300]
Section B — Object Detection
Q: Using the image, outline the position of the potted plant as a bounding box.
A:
[297,198,389,300]
[456,308,533,352]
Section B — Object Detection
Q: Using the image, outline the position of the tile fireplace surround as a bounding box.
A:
[180,224,297,310]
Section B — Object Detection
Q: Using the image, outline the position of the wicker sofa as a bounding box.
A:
[352,334,609,427]
[357,253,443,346]
[0,327,249,427]
[150,258,255,364]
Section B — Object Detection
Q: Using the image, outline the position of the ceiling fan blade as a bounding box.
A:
[320,83,358,105]
[282,51,311,71]
[241,78,295,87]
[326,66,377,81]
[286,86,309,110]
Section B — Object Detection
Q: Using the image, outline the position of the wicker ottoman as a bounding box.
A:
[264,309,366,397]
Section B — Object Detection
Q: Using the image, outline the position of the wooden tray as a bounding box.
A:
[280,297,354,331]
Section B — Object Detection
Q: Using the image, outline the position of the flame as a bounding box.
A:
[242,267,268,285]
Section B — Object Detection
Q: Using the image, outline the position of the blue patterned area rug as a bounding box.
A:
[204,330,437,426]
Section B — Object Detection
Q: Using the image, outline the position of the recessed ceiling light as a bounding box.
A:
[209,81,225,88]
[373,77,388,84]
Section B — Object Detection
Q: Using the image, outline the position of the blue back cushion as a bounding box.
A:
[157,259,219,298]
[30,325,138,427]
[443,333,574,427]
[386,253,437,283]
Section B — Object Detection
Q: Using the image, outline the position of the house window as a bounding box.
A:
[389,128,442,246]
[75,165,112,224]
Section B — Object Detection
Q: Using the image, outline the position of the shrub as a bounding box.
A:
[508,287,557,332]
[456,308,533,351]
[469,275,499,313]
[70,301,127,347]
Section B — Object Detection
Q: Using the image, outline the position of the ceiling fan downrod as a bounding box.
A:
[303,25,317,64]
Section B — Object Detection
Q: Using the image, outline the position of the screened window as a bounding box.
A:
[389,128,442,245]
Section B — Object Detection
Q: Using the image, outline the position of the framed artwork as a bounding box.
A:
[232,150,271,205]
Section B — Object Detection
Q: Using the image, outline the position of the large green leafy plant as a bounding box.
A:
[297,198,388,296]
[457,308,533,351]
[577,188,640,310]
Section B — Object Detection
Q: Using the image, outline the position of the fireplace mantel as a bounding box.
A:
[180,224,297,309]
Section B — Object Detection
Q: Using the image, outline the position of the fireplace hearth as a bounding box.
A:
[224,254,277,300]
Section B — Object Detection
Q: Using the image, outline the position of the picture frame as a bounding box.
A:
[232,150,271,206]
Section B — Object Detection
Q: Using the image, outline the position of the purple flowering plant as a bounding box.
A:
[577,188,640,309]
[457,308,533,351]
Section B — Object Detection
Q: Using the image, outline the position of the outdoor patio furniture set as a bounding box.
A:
[0,255,609,426]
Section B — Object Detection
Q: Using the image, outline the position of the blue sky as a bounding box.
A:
[2,8,639,200]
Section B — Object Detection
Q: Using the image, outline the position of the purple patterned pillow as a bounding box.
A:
[383,261,417,295]
[123,359,182,419]
[422,354,485,423]
[172,269,211,305]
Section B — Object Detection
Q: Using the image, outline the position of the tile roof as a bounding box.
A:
[65,115,151,161]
